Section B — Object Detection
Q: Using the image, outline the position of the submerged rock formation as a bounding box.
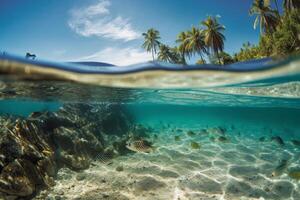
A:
[0,103,133,199]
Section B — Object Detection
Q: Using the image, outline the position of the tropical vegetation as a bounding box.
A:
[250,0,279,35]
[142,28,161,62]
[157,44,181,64]
[202,16,225,63]
[142,0,300,65]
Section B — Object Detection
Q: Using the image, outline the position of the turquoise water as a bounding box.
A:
[0,56,300,199]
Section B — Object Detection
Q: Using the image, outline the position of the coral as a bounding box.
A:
[0,103,133,199]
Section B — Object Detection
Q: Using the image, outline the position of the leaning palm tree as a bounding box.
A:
[142,28,161,61]
[202,16,225,64]
[284,0,300,12]
[250,0,279,34]
[186,27,207,63]
[176,31,190,64]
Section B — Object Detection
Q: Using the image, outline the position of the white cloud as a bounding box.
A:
[78,47,152,66]
[68,0,141,41]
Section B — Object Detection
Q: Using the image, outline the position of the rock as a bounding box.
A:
[0,103,134,199]
[52,126,103,170]
[76,173,86,181]
[0,194,18,200]
[59,151,90,170]
[0,159,35,196]
[0,119,56,198]
[116,166,124,172]
[54,195,62,200]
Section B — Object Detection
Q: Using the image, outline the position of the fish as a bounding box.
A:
[174,135,181,141]
[208,127,226,135]
[199,129,209,135]
[259,136,266,142]
[271,159,289,177]
[95,151,114,165]
[29,111,45,118]
[291,139,300,146]
[187,131,196,137]
[176,129,183,133]
[288,170,300,180]
[90,108,99,113]
[217,136,229,143]
[126,140,153,153]
[271,136,285,146]
[190,141,201,149]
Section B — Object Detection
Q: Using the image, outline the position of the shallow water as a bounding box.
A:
[0,56,300,200]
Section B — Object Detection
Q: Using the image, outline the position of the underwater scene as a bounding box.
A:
[1,0,300,199]
[0,55,300,200]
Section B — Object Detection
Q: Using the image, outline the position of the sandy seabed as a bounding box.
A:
[34,127,300,200]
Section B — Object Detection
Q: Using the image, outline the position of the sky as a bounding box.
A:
[0,0,263,65]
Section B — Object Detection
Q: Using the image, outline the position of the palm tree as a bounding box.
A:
[176,31,190,64]
[265,0,280,17]
[186,27,207,63]
[142,28,161,61]
[158,44,181,64]
[250,0,279,34]
[202,16,225,64]
[158,44,172,62]
[171,46,186,64]
[284,0,300,12]
[273,0,280,15]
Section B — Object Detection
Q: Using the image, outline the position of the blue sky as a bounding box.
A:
[0,0,263,65]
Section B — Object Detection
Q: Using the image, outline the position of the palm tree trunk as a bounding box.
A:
[200,53,205,63]
[182,56,186,65]
[216,51,221,65]
[151,48,154,62]
[181,51,187,65]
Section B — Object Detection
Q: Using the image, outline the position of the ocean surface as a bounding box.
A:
[0,55,300,200]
